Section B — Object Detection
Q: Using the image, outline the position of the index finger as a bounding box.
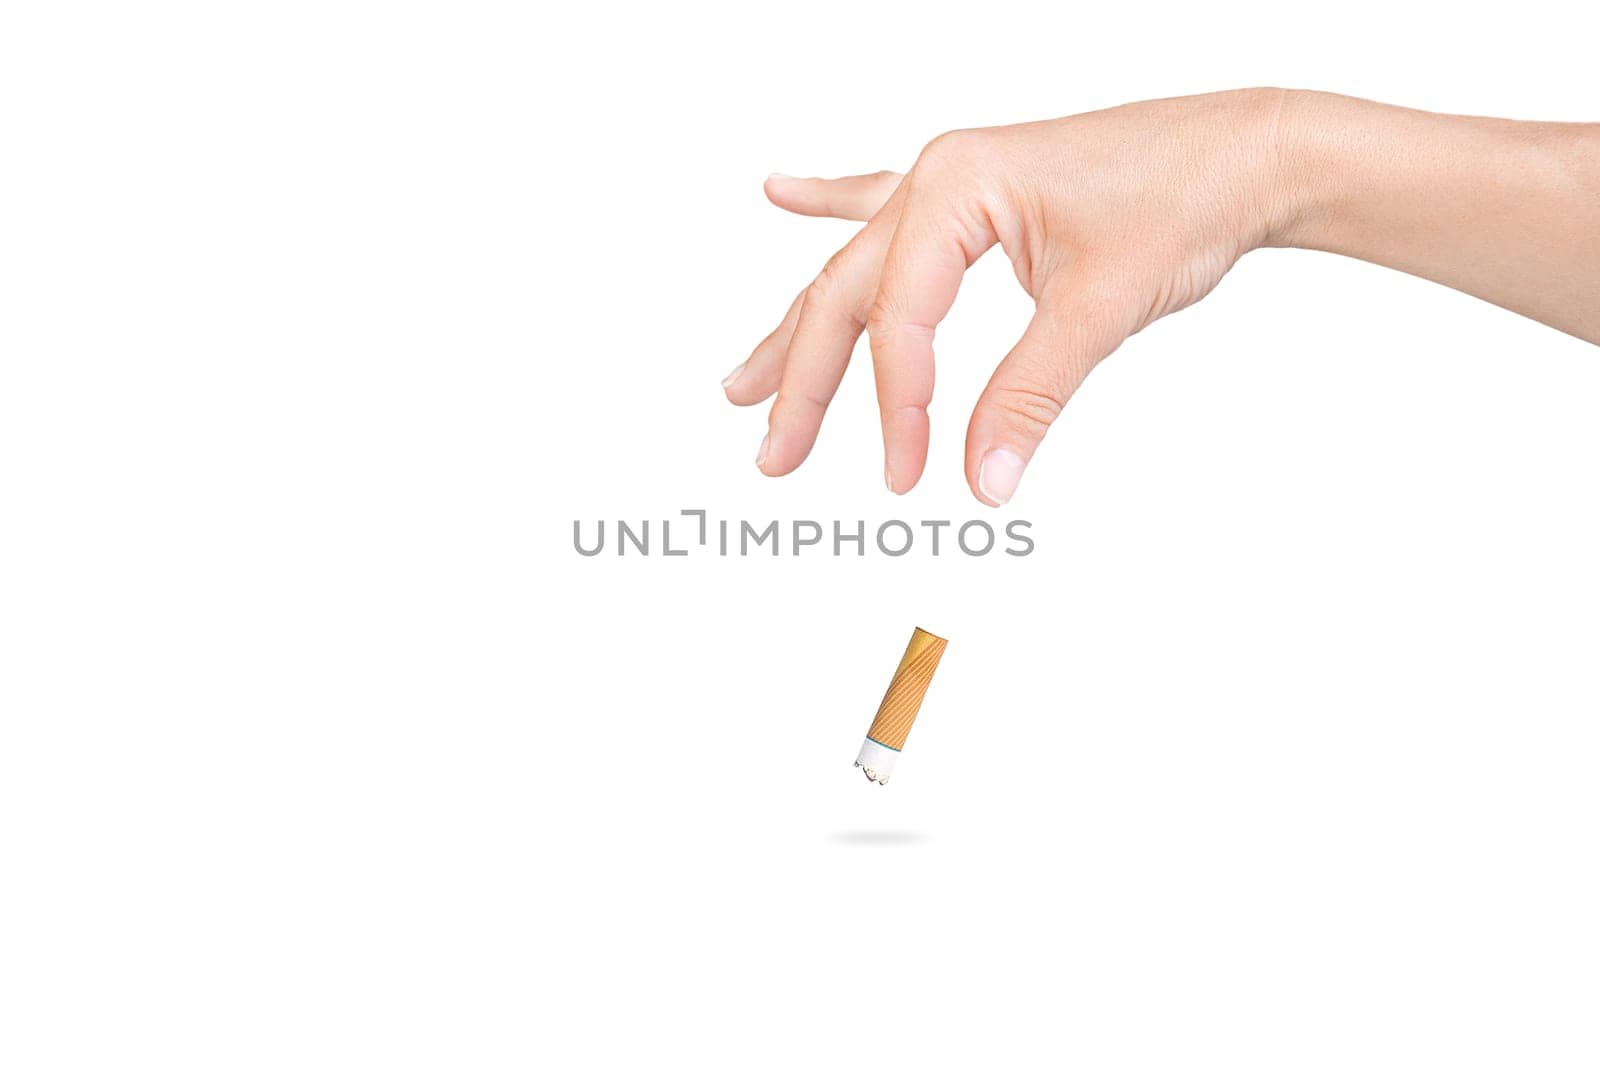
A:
[764,171,903,221]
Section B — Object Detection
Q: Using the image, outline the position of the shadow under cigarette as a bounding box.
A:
[828,830,928,847]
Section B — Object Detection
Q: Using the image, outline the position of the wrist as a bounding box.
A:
[1259,89,1354,251]
[1220,87,1337,255]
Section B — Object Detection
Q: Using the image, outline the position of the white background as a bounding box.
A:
[2,2,1597,1063]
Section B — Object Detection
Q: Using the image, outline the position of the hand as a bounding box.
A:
[724,89,1290,505]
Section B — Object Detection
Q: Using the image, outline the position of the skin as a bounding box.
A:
[722,88,1600,505]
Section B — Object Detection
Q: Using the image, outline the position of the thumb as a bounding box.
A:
[966,282,1131,506]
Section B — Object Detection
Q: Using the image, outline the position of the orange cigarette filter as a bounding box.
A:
[854,627,948,784]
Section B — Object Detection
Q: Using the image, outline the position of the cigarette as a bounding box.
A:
[854,627,948,784]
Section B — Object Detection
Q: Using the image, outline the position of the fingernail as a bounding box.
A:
[766,172,792,182]
[978,448,1026,505]
[756,434,771,471]
[722,362,745,389]
[884,459,896,494]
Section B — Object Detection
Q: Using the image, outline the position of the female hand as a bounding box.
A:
[723,88,1291,505]
[724,88,1600,504]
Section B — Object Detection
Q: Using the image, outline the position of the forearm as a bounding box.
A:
[1268,90,1600,343]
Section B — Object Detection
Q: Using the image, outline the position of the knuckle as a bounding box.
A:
[917,129,975,169]
[864,300,895,338]
[806,249,870,328]
[776,388,825,417]
[990,384,1064,435]
[865,301,930,345]
[808,257,847,303]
